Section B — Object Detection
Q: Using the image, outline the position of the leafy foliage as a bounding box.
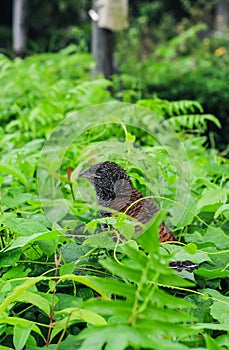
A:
[137,98,221,132]
[117,25,229,150]
[0,47,229,349]
[0,46,112,150]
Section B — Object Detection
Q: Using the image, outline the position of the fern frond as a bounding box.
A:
[168,100,203,116]
[166,114,221,131]
[137,98,204,117]
[136,98,168,116]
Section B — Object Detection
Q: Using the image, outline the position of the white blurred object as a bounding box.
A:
[95,0,129,31]
[88,9,99,22]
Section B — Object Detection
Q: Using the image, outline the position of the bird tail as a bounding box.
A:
[159,223,199,272]
[169,260,199,272]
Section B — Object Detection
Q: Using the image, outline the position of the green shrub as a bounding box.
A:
[0,47,229,349]
[117,26,229,150]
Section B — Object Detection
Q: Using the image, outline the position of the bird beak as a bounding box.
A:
[78,169,101,179]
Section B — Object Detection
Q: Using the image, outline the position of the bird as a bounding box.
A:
[79,161,176,241]
[79,161,198,272]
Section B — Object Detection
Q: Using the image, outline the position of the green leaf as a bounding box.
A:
[55,293,82,311]
[46,203,69,222]
[0,277,43,313]
[4,230,60,251]
[83,299,133,317]
[120,241,148,268]
[55,307,107,325]
[0,248,22,268]
[197,188,228,211]
[203,227,229,249]
[215,334,229,348]
[204,334,221,350]
[13,323,33,350]
[204,163,229,176]
[51,308,107,341]
[137,211,164,254]
[46,335,82,350]
[100,258,141,283]
[58,274,109,297]
[1,188,33,209]
[167,114,221,131]
[60,262,76,276]
[77,324,192,350]
[137,98,204,118]
[184,243,197,254]
[2,217,49,236]
[83,231,115,248]
[163,244,211,264]
[196,268,229,280]
[0,163,28,187]
[84,220,98,234]
[0,317,44,340]
[201,288,229,303]
[125,132,136,143]
[200,289,229,324]
[80,276,135,299]
[210,302,229,324]
[48,280,55,293]
[60,243,92,263]
[37,239,57,256]
[115,220,135,240]
[1,265,30,280]
[170,196,197,227]
[214,204,229,219]
[84,298,194,323]
[16,291,50,315]
[194,323,229,331]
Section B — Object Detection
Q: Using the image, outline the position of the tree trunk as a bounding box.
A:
[92,23,114,79]
[91,0,114,79]
[214,0,229,37]
[12,0,28,57]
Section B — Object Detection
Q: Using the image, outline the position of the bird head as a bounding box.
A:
[79,161,132,202]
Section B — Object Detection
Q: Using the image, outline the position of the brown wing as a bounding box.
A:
[113,187,177,243]
[125,189,158,224]
[100,185,177,243]
[159,222,177,242]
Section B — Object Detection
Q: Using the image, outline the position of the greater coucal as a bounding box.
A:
[79,161,198,272]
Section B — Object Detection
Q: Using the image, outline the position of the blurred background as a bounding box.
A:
[1,5,229,349]
[0,0,228,150]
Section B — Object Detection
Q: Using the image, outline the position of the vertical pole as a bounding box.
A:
[12,0,28,57]
[91,0,114,79]
[214,0,229,37]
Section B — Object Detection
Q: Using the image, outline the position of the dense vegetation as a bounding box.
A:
[1,1,228,149]
[0,44,229,349]
[116,24,229,150]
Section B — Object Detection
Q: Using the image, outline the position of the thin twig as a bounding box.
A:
[46,252,62,347]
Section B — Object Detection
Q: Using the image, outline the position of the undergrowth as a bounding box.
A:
[0,46,229,349]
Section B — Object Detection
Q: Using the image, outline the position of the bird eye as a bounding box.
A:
[95,167,105,176]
